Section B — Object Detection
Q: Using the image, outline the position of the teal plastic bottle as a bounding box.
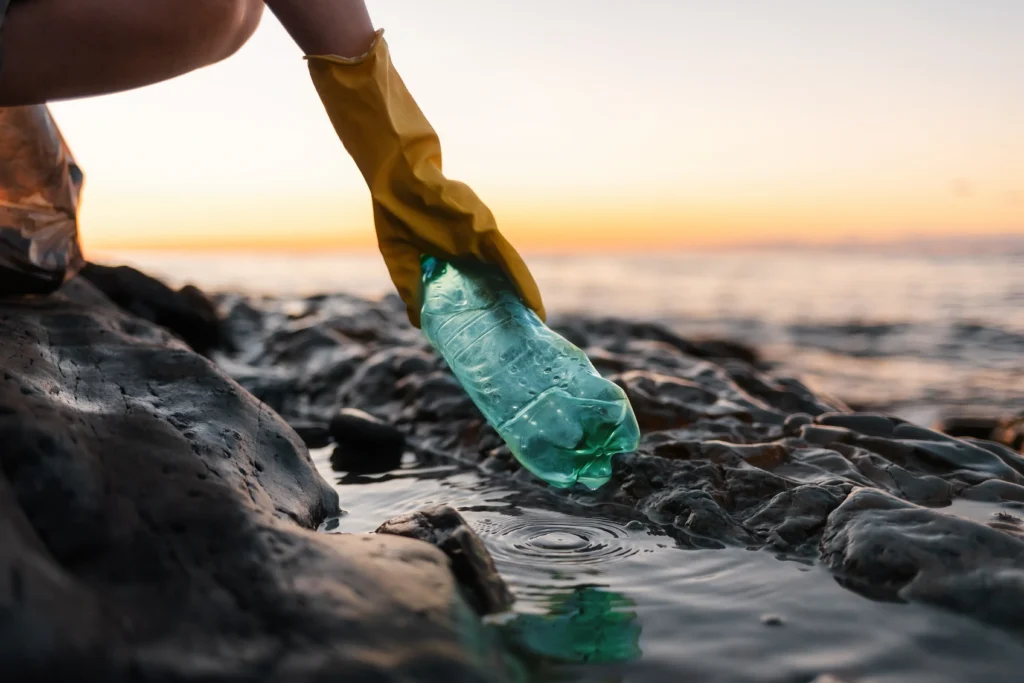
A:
[419,256,640,489]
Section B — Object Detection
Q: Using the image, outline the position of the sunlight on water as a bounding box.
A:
[98,246,1024,418]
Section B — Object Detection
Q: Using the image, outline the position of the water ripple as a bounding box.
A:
[474,511,642,570]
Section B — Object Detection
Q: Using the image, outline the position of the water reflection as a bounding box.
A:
[313,450,1024,682]
[500,585,642,666]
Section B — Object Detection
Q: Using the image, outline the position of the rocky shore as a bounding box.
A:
[2,263,1023,680]
[0,275,510,682]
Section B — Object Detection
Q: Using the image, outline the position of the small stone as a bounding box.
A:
[760,613,785,626]
[376,505,514,616]
[329,408,406,474]
[783,412,814,436]
[287,420,332,449]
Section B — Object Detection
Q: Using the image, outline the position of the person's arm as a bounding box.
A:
[269,0,545,328]
[264,0,376,57]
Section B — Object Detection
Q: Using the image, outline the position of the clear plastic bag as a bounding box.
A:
[0,105,84,294]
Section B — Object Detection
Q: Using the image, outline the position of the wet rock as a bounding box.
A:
[933,413,1024,455]
[618,371,723,430]
[287,420,332,449]
[743,485,846,551]
[936,415,1003,442]
[376,504,515,616]
[79,262,223,355]
[960,479,1024,504]
[724,363,843,417]
[642,488,755,548]
[0,281,507,682]
[554,316,759,366]
[782,412,814,435]
[690,338,760,365]
[336,347,435,412]
[907,567,1024,633]
[329,407,406,474]
[821,489,1024,627]
[818,413,897,438]
[201,284,1024,638]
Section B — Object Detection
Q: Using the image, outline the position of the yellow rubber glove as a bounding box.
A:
[306,30,546,328]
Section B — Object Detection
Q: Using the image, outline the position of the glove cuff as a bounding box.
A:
[303,28,385,67]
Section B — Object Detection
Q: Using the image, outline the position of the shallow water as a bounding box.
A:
[314,450,1024,682]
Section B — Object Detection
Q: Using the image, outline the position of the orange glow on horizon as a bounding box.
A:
[78,190,1024,253]
[50,3,1021,256]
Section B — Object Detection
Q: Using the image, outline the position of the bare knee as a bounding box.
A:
[13,0,266,73]
[0,0,266,105]
[167,0,265,69]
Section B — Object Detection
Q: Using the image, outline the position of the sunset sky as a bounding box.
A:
[49,0,1023,253]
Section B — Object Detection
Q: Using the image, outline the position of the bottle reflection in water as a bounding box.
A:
[501,586,642,665]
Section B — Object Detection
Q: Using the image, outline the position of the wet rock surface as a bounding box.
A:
[0,281,506,682]
[79,262,224,356]
[329,407,407,474]
[936,412,1024,454]
[376,505,515,616]
[210,290,1024,635]
[821,489,1024,631]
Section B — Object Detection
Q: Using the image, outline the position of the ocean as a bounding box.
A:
[95,241,1024,425]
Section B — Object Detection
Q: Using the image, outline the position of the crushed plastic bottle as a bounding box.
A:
[0,105,85,295]
[420,256,640,490]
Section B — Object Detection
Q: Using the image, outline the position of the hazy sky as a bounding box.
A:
[49,0,1023,253]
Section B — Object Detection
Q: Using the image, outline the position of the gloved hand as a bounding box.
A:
[306,30,545,328]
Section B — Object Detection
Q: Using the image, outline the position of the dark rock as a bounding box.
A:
[79,262,223,355]
[376,505,515,616]
[202,285,1024,640]
[556,316,758,365]
[935,415,1002,442]
[931,412,1024,458]
[336,347,435,411]
[0,281,507,682]
[214,360,298,415]
[329,407,406,474]
[905,567,1024,633]
[690,338,760,365]
[782,412,814,435]
[818,413,897,438]
[960,479,1024,504]
[287,420,332,449]
[743,485,846,551]
[821,488,1024,628]
[725,364,843,417]
[642,488,755,548]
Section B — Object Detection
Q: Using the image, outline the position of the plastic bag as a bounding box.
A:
[0,105,84,295]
